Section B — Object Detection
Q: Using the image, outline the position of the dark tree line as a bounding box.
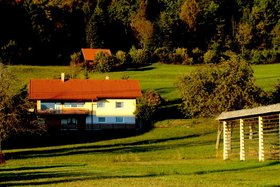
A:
[0,0,279,65]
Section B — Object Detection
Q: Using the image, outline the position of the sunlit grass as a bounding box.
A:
[1,119,280,186]
[253,63,280,91]
[8,63,280,101]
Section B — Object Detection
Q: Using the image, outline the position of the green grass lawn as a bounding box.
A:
[1,119,280,186]
[8,63,280,101]
[253,63,280,91]
[2,63,280,186]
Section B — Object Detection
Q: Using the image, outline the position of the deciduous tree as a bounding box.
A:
[131,0,154,49]
[135,90,163,128]
[177,52,264,118]
[0,65,18,163]
[235,22,253,55]
[0,65,44,163]
[179,0,200,31]
[86,4,107,48]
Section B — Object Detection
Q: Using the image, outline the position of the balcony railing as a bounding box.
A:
[37,108,89,115]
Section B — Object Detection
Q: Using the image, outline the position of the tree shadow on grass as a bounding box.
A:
[4,129,148,150]
[0,164,82,172]
[126,66,155,72]
[4,133,212,160]
[192,161,280,175]
[0,164,161,186]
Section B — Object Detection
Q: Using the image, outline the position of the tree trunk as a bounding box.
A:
[215,123,223,150]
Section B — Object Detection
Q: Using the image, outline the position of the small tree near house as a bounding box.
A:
[0,65,44,163]
[0,65,17,163]
[135,90,163,128]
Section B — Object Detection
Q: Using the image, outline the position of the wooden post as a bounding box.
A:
[228,124,232,151]
[259,116,264,161]
[223,121,229,160]
[249,125,253,140]
[37,100,41,111]
[240,119,245,161]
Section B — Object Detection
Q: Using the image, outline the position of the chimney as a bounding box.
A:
[105,75,110,80]
[61,72,65,82]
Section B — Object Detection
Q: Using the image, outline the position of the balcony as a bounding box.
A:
[37,108,90,115]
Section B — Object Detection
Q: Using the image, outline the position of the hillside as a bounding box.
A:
[1,119,280,186]
[9,63,280,101]
[1,63,280,186]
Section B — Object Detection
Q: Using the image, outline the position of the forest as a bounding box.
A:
[0,0,279,66]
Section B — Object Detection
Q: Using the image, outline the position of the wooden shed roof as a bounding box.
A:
[81,48,112,61]
[29,79,142,101]
[217,103,280,121]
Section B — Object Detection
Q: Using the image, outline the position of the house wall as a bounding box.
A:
[84,99,136,116]
[36,99,137,130]
[85,99,136,128]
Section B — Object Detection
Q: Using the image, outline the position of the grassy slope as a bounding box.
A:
[253,63,280,91]
[2,63,280,186]
[1,119,280,186]
[8,63,280,101]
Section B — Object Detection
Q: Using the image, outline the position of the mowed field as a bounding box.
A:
[1,119,280,187]
[1,63,280,186]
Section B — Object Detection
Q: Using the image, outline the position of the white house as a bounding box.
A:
[29,76,142,131]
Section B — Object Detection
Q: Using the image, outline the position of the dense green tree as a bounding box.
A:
[131,1,154,49]
[107,0,137,51]
[154,0,186,48]
[135,90,163,127]
[0,65,46,163]
[0,0,279,65]
[250,0,280,49]
[179,0,200,31]
[177,52,264,118]
[129,46,150,67]
[0,66,16,160]
[235,22,253,55]
[86,4,107,48]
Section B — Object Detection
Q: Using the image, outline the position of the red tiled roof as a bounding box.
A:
[81,48,112,61]
[29,79,142,100]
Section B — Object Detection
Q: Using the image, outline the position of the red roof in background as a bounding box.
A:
[29,79,142,100]
[81,48,112,61]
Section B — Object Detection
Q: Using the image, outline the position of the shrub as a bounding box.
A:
[154,47,193,64]
[249,49,278,64]
[129,46,150,67]
[154,47,172,63]
[191,47,204,64]
[203,49,217,64]
[70,51,82,66]
[69,51,82,78]
[135,90,163,127]
[174,48,193,65]
[95,52,116,73]
[116,50,130,70]
[177,52,264,118]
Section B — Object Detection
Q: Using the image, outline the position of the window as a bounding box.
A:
[61,118,78,130]
[116,102,124,108]
[97,101,105,108]
[116,117,124,123]
[64,102,84,108]
[41,102,55,110]
[98,117,106,123]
